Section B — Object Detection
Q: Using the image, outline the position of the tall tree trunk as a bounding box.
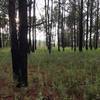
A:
[89,0,94,50]
[79,0,83,52]
[86,0,89,50]
[34,0,37,51]
[61,1,65,51]
[50,0,53,51]
[8,0,19,83]
[76,23,79,47]
[18,0,28,87]
[71,28,74,50]
[95,0,99,49]
[28,0,32,53]
[73,23,76,51]
[73,0,76,51]
[57,0,61,51]
[47,0,51,53]
[32,0,36,52]
[45,0,48,49]
[0,28,2,48]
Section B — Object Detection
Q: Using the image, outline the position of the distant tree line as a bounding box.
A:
[0,0,9,48]
[34,0,100,52]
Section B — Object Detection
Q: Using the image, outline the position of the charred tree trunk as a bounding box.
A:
[32,0,36,52]
[73,0,76,51]
[18,0,28,87]
[8,0,19,83]
[34,0,37,51]
[61,2,65,51]
[79,0,83,52]
[57,0,61,51]
[73,22,76,51]
[71,28,74,50]
[0,28,2,48]
[86,0,89,50]
[76,23,79,47]
[28,0,32,53]
[89,0,94,50]
[47,0,51,54]
[50,0,53,51]
[45,0,48,48]
[95,0,99,49]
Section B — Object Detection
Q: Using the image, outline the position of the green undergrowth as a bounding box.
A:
[0,47,100,99]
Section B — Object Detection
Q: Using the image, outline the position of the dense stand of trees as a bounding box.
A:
[0,7,9,48]
[41,0,100,52]
[8,0,100,54]
[58,0,100,52]
[0,0,100,87]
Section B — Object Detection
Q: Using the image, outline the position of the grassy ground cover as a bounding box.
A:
[0,48,100,100]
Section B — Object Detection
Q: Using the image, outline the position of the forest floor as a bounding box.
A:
[0,48,100,100]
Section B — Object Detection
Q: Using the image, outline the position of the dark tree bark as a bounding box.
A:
[86,0,89,50]
[18,0,28,87]
[79,0,83,52]
[44,0,51,53]
[73,0,76,51]
[2,33,4,48]
[32,0,35,52]
[89,0,94,50]
[95,0,99,49]
[8,0,19,82]
[57,0,61,51]
[50,0,53,51]
[76,22,79,47]
[28,0,32,53]
[73,21,76,51]
[45,0,48,48]
[32,0,36,52]
[34,0,37,51]
[61,1,65,51]
[71,28,74,50]
[47,0,51,53]
[0,28,2,48]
